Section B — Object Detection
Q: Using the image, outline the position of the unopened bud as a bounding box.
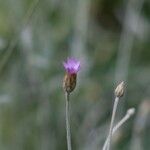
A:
[127,108,135,116]
[63,73,76,93]
[115,81,125,97]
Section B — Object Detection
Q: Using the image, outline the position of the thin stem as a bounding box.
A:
[106,97,119,150]
[103,108,135,150]
[113,114,130,132]
[65,92,72,150]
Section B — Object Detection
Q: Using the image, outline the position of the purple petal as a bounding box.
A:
[63,57,80,74]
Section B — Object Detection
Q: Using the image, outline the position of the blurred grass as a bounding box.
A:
[0,0,149,150]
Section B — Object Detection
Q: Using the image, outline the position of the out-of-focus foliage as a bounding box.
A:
[0,0,149,150]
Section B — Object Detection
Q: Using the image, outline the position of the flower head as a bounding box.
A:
[63,57,80,93]
[115,81,125,97]
[63,57,80,74]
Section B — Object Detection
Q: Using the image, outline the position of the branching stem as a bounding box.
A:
[106,97,119,150]
[103,108,135,150]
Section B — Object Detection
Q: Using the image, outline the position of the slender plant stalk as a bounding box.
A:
[103,108,135,150]
[65,92,72,150]
[106,97,119,150]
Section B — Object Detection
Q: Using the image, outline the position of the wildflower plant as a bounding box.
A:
[62,58,134,150]
[106,82,125,150]
[102,82,135,150]
[63,57,80,150]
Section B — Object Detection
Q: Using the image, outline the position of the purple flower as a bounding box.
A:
[63,57,80,74]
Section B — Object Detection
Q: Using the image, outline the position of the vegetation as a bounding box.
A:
[0,0,149,150]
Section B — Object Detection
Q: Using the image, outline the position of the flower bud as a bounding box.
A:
[115,81,125,97]
[127,108,135,116]
[63,57,80,93]
[63,73,76,93]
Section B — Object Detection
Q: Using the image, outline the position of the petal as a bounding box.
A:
[63,57,80,74]
[74,63,80,72]
[63,62,68,69]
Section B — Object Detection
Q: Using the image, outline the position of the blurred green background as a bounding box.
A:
[0,0,149,150]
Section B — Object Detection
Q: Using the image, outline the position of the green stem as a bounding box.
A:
[65,92,72,150]
[106,97,119,150]
[103,108,134,150]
